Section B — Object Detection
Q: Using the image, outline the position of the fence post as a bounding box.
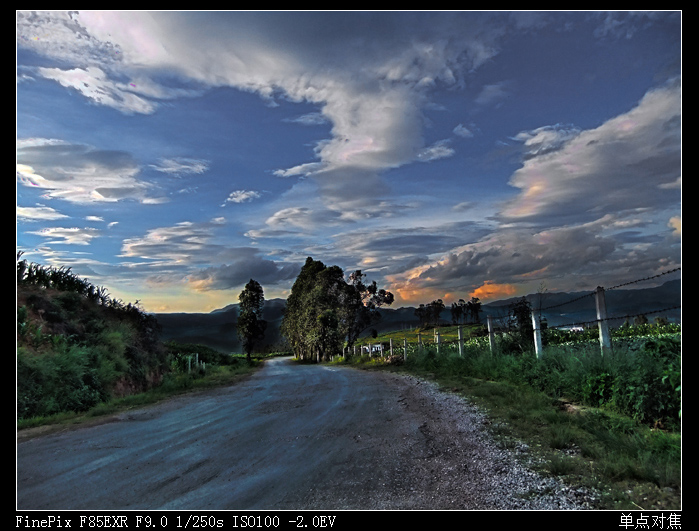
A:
[531,310,543,359]
[390,338,393,357]
[418,332,422,352]
[458,325,464,357]
[404,338,407,362]
[487,316,496,355]
[435,329,440,355]
[595,286,612,356]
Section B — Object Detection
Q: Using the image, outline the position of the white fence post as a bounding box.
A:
[531,310,543,359]
[595,286,612,356]
[458,325,464,357]
[487,315,496,355]
[404,338,408,362]
[435,329,440,355]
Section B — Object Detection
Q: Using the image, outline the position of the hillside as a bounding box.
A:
[155,280,681,353]
[155,298,287,353]
[17,282,170,419]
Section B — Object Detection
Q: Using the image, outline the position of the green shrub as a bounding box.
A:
[17,345,107,419]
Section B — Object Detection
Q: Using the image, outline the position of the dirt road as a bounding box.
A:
[17,357,594,510]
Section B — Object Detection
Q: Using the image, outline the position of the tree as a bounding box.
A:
[451,300,464,324]
[466,297,481,323]
[342,270,394,349]
[414,304,428,327]
[506,296,533,353]
[237,279,267,362]
[427,299,445,327]
[281,258,393,362]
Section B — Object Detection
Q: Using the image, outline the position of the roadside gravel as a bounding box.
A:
[301,370,599,510]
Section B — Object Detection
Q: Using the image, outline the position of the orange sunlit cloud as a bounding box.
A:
[669,216,681,237]
[469,281,518,302]
[390,283,454,306]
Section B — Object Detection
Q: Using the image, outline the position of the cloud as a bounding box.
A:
[385,222,618,302]
[151,158,210,176]
[120,218,226,265]
[117,218,300,291]
[453,124,475,138]
[470,281,518,301]
[186,249,301,291]
[36,65,158,115]
[16,205,69,221]
[502,80,681,223]
[17,139,164,204]
[417,139,455,162]
[512,123,581,159]
[222,190,262,206]
[668,216,681,238]
[17,11,510,214]
[283,112,327,126]
[27,226,100,245]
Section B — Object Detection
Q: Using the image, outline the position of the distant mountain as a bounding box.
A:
[481,278,681,328]
[155,280,681,353]
[155,298,286,353]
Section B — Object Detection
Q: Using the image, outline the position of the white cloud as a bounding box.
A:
[417,139,455,162]
[120,219,225,265]
[283,112,327,126]
[27,226,100,245]
[222,190,261,205]
[151,158,210,176]
[37,66,158,115]
[453,124,475,138]
[512,124,581,158]
[502,80,681,222]
[17,139,163,204]
[16,205,69,221]
[17,11,509,213]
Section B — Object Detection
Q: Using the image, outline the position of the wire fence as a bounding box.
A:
[349,266,680,360]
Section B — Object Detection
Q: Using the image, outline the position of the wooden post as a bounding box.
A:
[487,315,496,355]
[458,325,464,357]
[531,310,543,359]
[390,338,393,357]
[404,338,408,362]
[595,286,612,356]
[435,329,441,355]
[418,332,422,352]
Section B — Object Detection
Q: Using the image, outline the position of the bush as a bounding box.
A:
[610,338,681,427]
[17,345,108,419]
[400,328,680,430]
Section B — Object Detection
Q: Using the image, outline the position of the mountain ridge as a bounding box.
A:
[155,279,680,353]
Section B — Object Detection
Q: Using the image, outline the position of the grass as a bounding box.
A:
[17,360,263,435]
[339,343,681,511]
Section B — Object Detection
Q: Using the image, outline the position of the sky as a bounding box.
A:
[16,11,682,314]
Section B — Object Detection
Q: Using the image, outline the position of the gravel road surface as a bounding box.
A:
[17,357,595,510]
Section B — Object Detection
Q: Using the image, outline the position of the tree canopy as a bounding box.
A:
[237,279,267,361]
[281,257,394,362]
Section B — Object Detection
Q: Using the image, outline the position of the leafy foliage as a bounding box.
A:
[281,257,394,362]
[17,254,169,420]
[237,279,267,361]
